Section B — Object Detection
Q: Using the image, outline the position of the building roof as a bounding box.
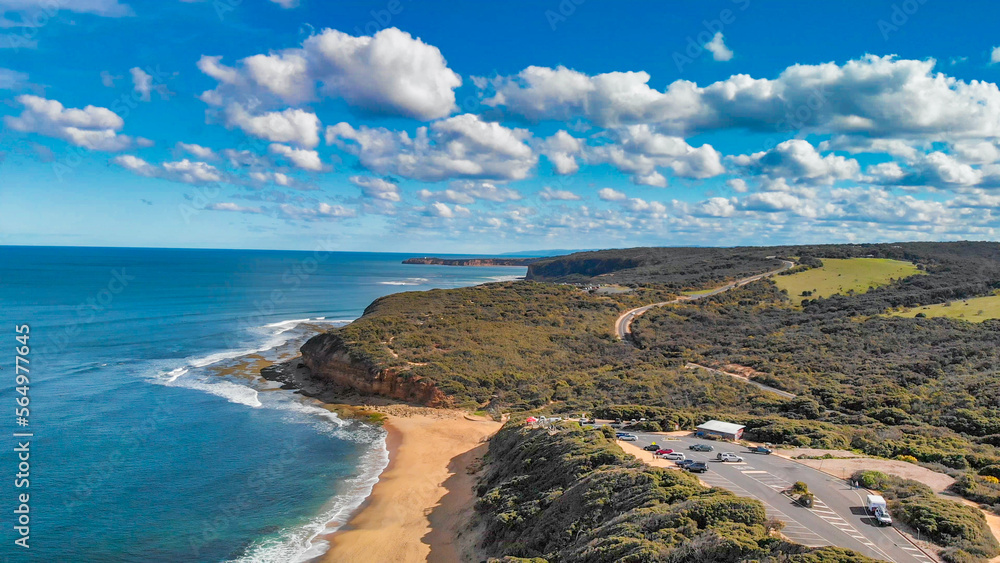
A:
[696,420,746,434]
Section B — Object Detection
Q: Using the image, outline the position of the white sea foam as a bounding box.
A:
[227,434,390,563]
[377,277,429,286]
[163,367,188,383]
[179,379,263,407]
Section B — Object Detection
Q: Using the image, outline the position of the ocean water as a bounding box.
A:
[0,247,525,562]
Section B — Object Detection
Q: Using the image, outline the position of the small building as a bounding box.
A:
[695,420,745,441]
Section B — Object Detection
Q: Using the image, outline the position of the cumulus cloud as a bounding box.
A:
[731,139,859,185]
[327,114,537,182]
[198,27,461,120]
[539,130,583,174]
[5,94,140,151]
[113,155,223,184]
[350,176,400,202]
[587,125,725,187]
[279,202,356,220]
[705,32,733,62]
[726,178,749,193]
[268,143,324,171]
[539,187,581,201]
[222,104,320,148]
[598,188,627,201]
[248,171,292,187]
[417,180,522,204]
[425,202,471,218]
[867,151,988,188]
[481,56,1000,140]
[176,142,217,160]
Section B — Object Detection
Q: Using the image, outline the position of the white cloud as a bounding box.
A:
[482,56,1000,140]
[350,176,400,202]
[697,197,737,217]
[424,202,471,219]
[100,71,120,87]
[280,202,356,220]
[539,130,583,174]
[176,142,217,160]
[0,67,27,89]
[818,136,922,161]
[207,202,263,214]
[416,180,522,204]
[224,104,320,148]
[198,27,461,120]
[5,94,139,151]
[248,171,292,187]
[731,139,859,185]
[327,114,537,182]
[0,0,132,17]
[113,155,223,184]
[726,178,749,193]
[539,187,581,201]
[705,32,733,62]
[130,67,152,102]
[598,188,627,201]
[587,125,725,186]
[268,143,324,171]
[992,46,1000,64]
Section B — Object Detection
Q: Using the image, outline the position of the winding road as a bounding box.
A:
[614,259,795,340]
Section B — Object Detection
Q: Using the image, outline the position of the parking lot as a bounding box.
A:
[623,432,935,563]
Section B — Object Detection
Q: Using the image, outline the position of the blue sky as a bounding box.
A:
[4,0,1000,252]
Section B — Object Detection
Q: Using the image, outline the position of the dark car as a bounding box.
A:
[687,462,709,473]
[643,444,660,451]
[675,459,696,468]
[748,445,772,454]
[688,443,714,452]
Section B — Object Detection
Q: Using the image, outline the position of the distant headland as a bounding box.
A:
[402,257,542,267]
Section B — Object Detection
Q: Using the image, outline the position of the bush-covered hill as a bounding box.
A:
[472,420,878,563]
[300,281,781,411]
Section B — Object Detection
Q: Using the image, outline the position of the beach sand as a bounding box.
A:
[320,406,501,563]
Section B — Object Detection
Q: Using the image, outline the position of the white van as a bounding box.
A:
[866,494,887,513]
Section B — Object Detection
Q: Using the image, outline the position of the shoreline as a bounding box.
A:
[261,358,501,563]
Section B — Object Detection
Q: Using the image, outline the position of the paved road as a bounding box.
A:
[625,432,933,563]
[614,260,795,340]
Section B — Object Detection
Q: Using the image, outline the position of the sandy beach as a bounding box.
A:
[320,406,501,563]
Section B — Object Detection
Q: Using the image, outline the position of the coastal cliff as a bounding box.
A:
[300,331,450,406]
[402,256,539,266]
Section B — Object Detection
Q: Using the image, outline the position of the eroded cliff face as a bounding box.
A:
[300,331,450,406]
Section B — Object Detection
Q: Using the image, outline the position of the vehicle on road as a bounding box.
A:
[748,445,772,454]
[655,449,674,456]
[686,462,709,473]
[617,433,637,441]
[688,443,714,452]
[642,443,660,451]
[866,494,887,514]
[872,506,893,527]
[675,459,695,468]
[717,452,744,462]
[661,452,686,460]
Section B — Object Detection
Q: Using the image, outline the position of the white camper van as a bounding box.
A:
[866,494,892,526]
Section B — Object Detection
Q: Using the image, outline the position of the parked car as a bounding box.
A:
[872,506,893,527]
[748,445,772,454]
[687,462,709,473]
[642,443,660,451]
[717,452,744,462]
[662,452,686,461]
[689,444,714,452]
[655,449,674,456]
[675,459,695,468]
[618,433,637,441]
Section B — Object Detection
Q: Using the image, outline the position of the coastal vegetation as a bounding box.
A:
[888,292,1000,322]
[772,257,923,300]
[852,470,999,563]
[473,420,877,563]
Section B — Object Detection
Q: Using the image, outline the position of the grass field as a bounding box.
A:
[774,258,922,300]
[889,292,1000,322]
[680,288,717,296]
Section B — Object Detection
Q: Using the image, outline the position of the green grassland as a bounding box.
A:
[889,292,1000,322]
[774,258,922,299]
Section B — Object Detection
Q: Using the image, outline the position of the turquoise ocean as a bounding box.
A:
[0,246,524,562]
